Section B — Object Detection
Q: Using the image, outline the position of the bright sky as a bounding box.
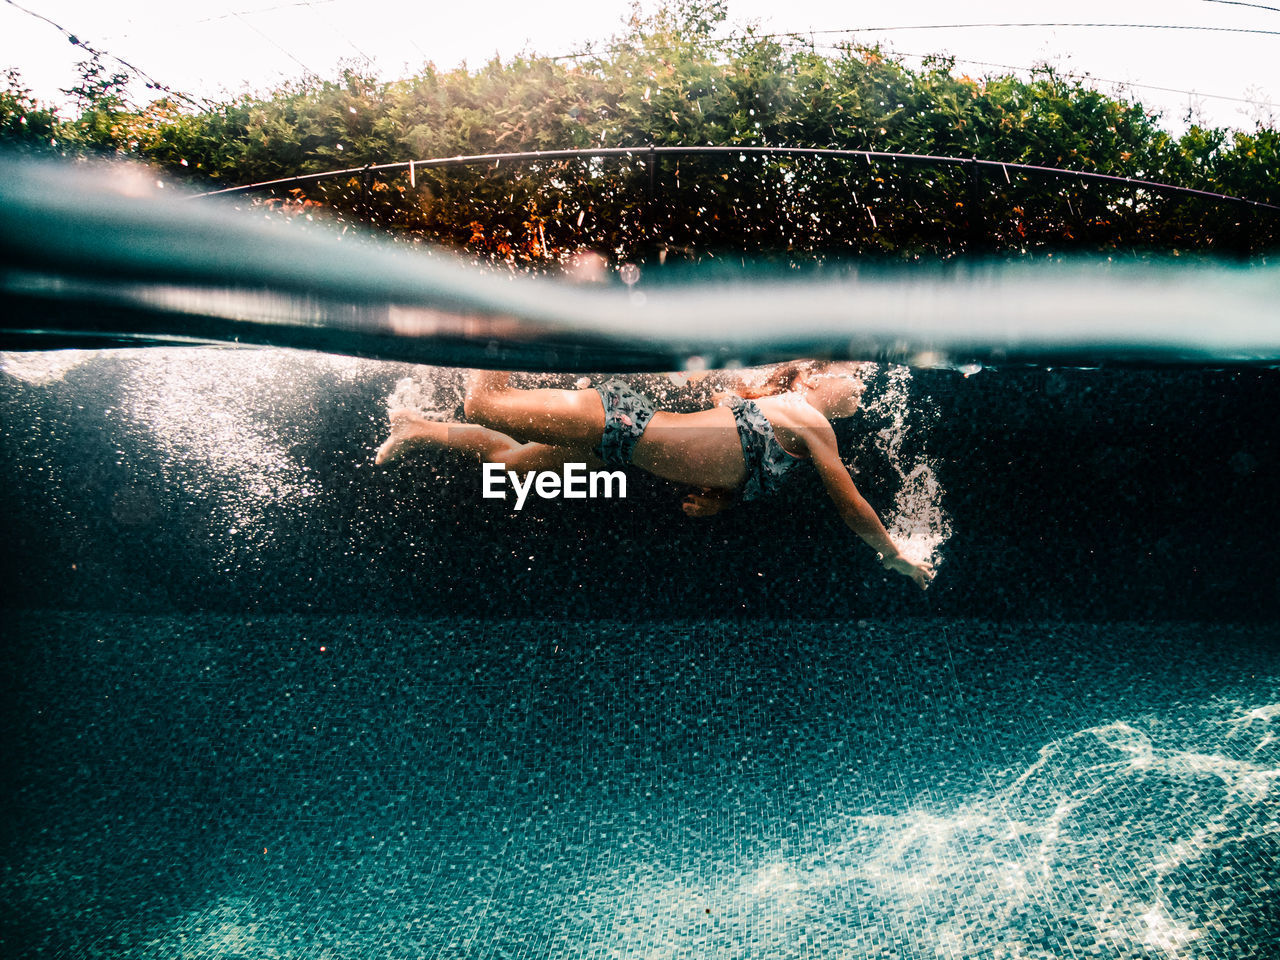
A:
[3,0,1277,133]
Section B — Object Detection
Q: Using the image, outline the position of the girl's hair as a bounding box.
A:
[735,360,828,399]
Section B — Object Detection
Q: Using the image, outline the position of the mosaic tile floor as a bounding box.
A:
[4,615,1279,958]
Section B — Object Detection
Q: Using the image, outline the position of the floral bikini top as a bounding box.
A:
[724,395,811,501]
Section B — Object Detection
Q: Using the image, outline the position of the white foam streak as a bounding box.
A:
[387,372,453,419]
[1,349,95,384]
[860,363,953,566]
[121,349,359,561]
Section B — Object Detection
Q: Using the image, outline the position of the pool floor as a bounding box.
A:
[4,614,1279,958]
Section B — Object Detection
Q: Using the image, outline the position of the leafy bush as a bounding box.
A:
[3,2,1276,260]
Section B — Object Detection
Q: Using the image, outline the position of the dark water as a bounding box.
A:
[1,350,1277,622]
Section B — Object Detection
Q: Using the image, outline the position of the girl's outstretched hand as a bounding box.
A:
[882,554,936,590]
[682,488,735,518]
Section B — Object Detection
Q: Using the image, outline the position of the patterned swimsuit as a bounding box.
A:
[723,395,809,501]
[593,379,657,466]
[593,380,809,500]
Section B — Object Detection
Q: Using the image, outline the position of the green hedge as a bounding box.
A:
[4,2,1277,260]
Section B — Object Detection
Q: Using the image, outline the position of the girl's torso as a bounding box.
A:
[632,393,814,490]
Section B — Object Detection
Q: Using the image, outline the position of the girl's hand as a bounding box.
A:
[882,553,936,590]
[682,488,735,518]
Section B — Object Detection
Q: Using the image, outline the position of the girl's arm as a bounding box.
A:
[804,422,935,590]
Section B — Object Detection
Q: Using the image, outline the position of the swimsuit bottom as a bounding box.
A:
[594,378,657,466]
[725,395,808,501]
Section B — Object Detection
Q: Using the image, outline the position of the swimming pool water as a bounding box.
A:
[5,613,1277,958]
[2,341,1279,959]
[5,147,1280,960]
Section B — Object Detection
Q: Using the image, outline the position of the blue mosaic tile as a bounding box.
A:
[2,614,1278,958]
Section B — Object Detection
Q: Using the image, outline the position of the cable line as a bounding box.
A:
[781,21,1280,38]
[1197,0,1280,13]
[2,0,205,107]
[830,46,1275,110]
[552,20,1280,61]
[195,0,339,24]
[232,12,317,77]
[187,144,1280,213]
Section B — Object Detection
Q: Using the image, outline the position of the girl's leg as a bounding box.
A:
[375,409,601,472]
[463,370,606,449]
[376,410,517,465]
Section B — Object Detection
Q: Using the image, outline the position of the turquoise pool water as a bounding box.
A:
[2,155,1279,959]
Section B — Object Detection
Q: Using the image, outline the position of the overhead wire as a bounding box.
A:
[303,3,376,67]
[97,0,341,36]
[3,0,332,105]
[762,21,1280,39]
[4,3,1275,120]
[1197,0,1280,12]
[2,0,206,107]
[552,19,1280,61]
[195,0,339,24]
[797,43,1276,112]
[545,16,1277,120]
[195,0,375,65]
[231,12,318,78]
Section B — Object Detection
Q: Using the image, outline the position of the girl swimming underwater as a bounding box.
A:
[376,362,934,590]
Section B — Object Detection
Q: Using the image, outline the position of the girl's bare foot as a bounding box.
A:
[375,409,435,465]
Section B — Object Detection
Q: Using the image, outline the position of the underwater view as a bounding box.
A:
[3,2,1280,956]
[3,153,1279,959]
